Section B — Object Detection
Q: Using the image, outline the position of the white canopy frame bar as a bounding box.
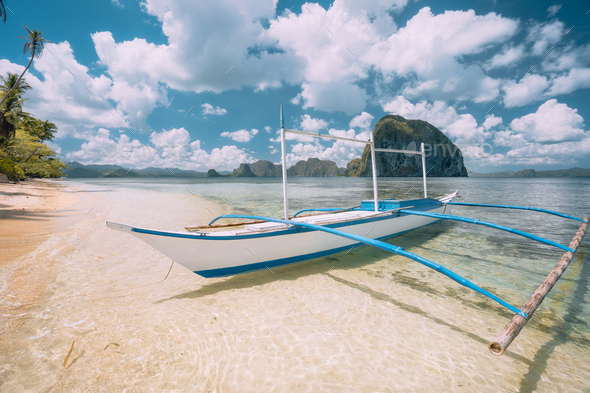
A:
[284,128,372,145]
[279,106,428,216]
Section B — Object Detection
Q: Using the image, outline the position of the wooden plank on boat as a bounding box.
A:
[184,219,266,230]
[488,216,589,356]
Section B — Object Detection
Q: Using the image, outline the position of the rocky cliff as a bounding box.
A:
[207,169,223,177]
[514,169,536,177]
[357,115,467,177]
[231,163,257,177]
[287,157,346,177]
[248,160,282,177]
[346,158,362,177]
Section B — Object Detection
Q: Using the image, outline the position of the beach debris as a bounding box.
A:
[62,340,75,367]
[104,342,120,350]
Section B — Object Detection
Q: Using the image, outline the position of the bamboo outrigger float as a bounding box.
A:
[107,106,588,355]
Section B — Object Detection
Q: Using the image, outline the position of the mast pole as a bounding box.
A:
[421,142,427,198]
[280,105,289,220]
[370,136,379,212]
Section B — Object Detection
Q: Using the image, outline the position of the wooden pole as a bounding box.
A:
[488,217,589,356]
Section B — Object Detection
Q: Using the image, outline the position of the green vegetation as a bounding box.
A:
[0,28,65,182]
[0,0,6,24]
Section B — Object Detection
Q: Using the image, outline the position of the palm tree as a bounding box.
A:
[0,73,31,140]
[0,0,6,24]
[0,26,51,108]
[22,117,57,142]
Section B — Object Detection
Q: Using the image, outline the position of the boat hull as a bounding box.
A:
[107,204,450,277]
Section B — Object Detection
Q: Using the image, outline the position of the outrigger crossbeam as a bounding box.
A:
[446,202,588,223]
[402,205,588,355]
[401,210,576,252]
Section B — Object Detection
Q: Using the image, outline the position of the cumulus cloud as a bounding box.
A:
[5,0,590,171]
[92,32,170,132]
[271,4,518,111]
[542,44,590,72]
[120,0,303,94]
[270,1,382,114]
[349,112,375,131]
[479,136,590,167]
[299,114,329,132]
[527,20,564,56]
[284,127,370,167]
[546,68,590,96]
[201,103,227,115]
[365,7,517,102]
[482,115,503,130]
[503,74,550,107]
[501,67,590,108]
[485,45,525,69]
[546,4,562,17]
[379,97,590,168]
[221,128,259,142]
[0,44,127,138]
[509,99,586,143]
[382,95,493,143]
[3,1,528,140]
[298,81,368,115]
[66,127,254,171]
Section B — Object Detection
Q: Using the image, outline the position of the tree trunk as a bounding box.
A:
[24,147,40,163]
[0,114,16,140]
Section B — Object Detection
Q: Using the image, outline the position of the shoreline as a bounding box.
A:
[0,180,79,342]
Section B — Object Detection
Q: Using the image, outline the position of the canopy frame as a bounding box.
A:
[279,105,427,217]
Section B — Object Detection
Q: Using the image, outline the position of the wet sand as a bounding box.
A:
[0,180,79,343]
[1,180,588,392]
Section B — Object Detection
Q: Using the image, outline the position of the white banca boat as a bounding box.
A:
[107,106,588,355]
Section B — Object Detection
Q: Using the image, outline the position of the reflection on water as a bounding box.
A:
[1,177,588,392]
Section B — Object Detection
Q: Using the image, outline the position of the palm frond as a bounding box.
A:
[0,0,6,24]
[18,26,52,58]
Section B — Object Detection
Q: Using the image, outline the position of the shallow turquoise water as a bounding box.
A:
[75,176,590,337]
[4,176,587,392]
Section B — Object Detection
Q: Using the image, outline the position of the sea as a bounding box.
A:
[2,177,589,392]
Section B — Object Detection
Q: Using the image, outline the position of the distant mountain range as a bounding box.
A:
[64,161,211,178]
[471,168,590,178]
[64,161,590,179]
[63,159,346,178]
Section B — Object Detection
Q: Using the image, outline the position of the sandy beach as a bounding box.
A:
[0,180,79,344]
[1,178,588,392]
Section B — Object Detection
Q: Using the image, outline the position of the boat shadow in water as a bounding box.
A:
[155,223,452,303]
[326,273,532,365]
[515,245,590,393]
[155,223,532,362]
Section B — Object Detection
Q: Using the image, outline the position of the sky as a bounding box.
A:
[1,0,589,173]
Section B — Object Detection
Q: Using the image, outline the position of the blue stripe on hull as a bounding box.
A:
[194,221,440,277]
